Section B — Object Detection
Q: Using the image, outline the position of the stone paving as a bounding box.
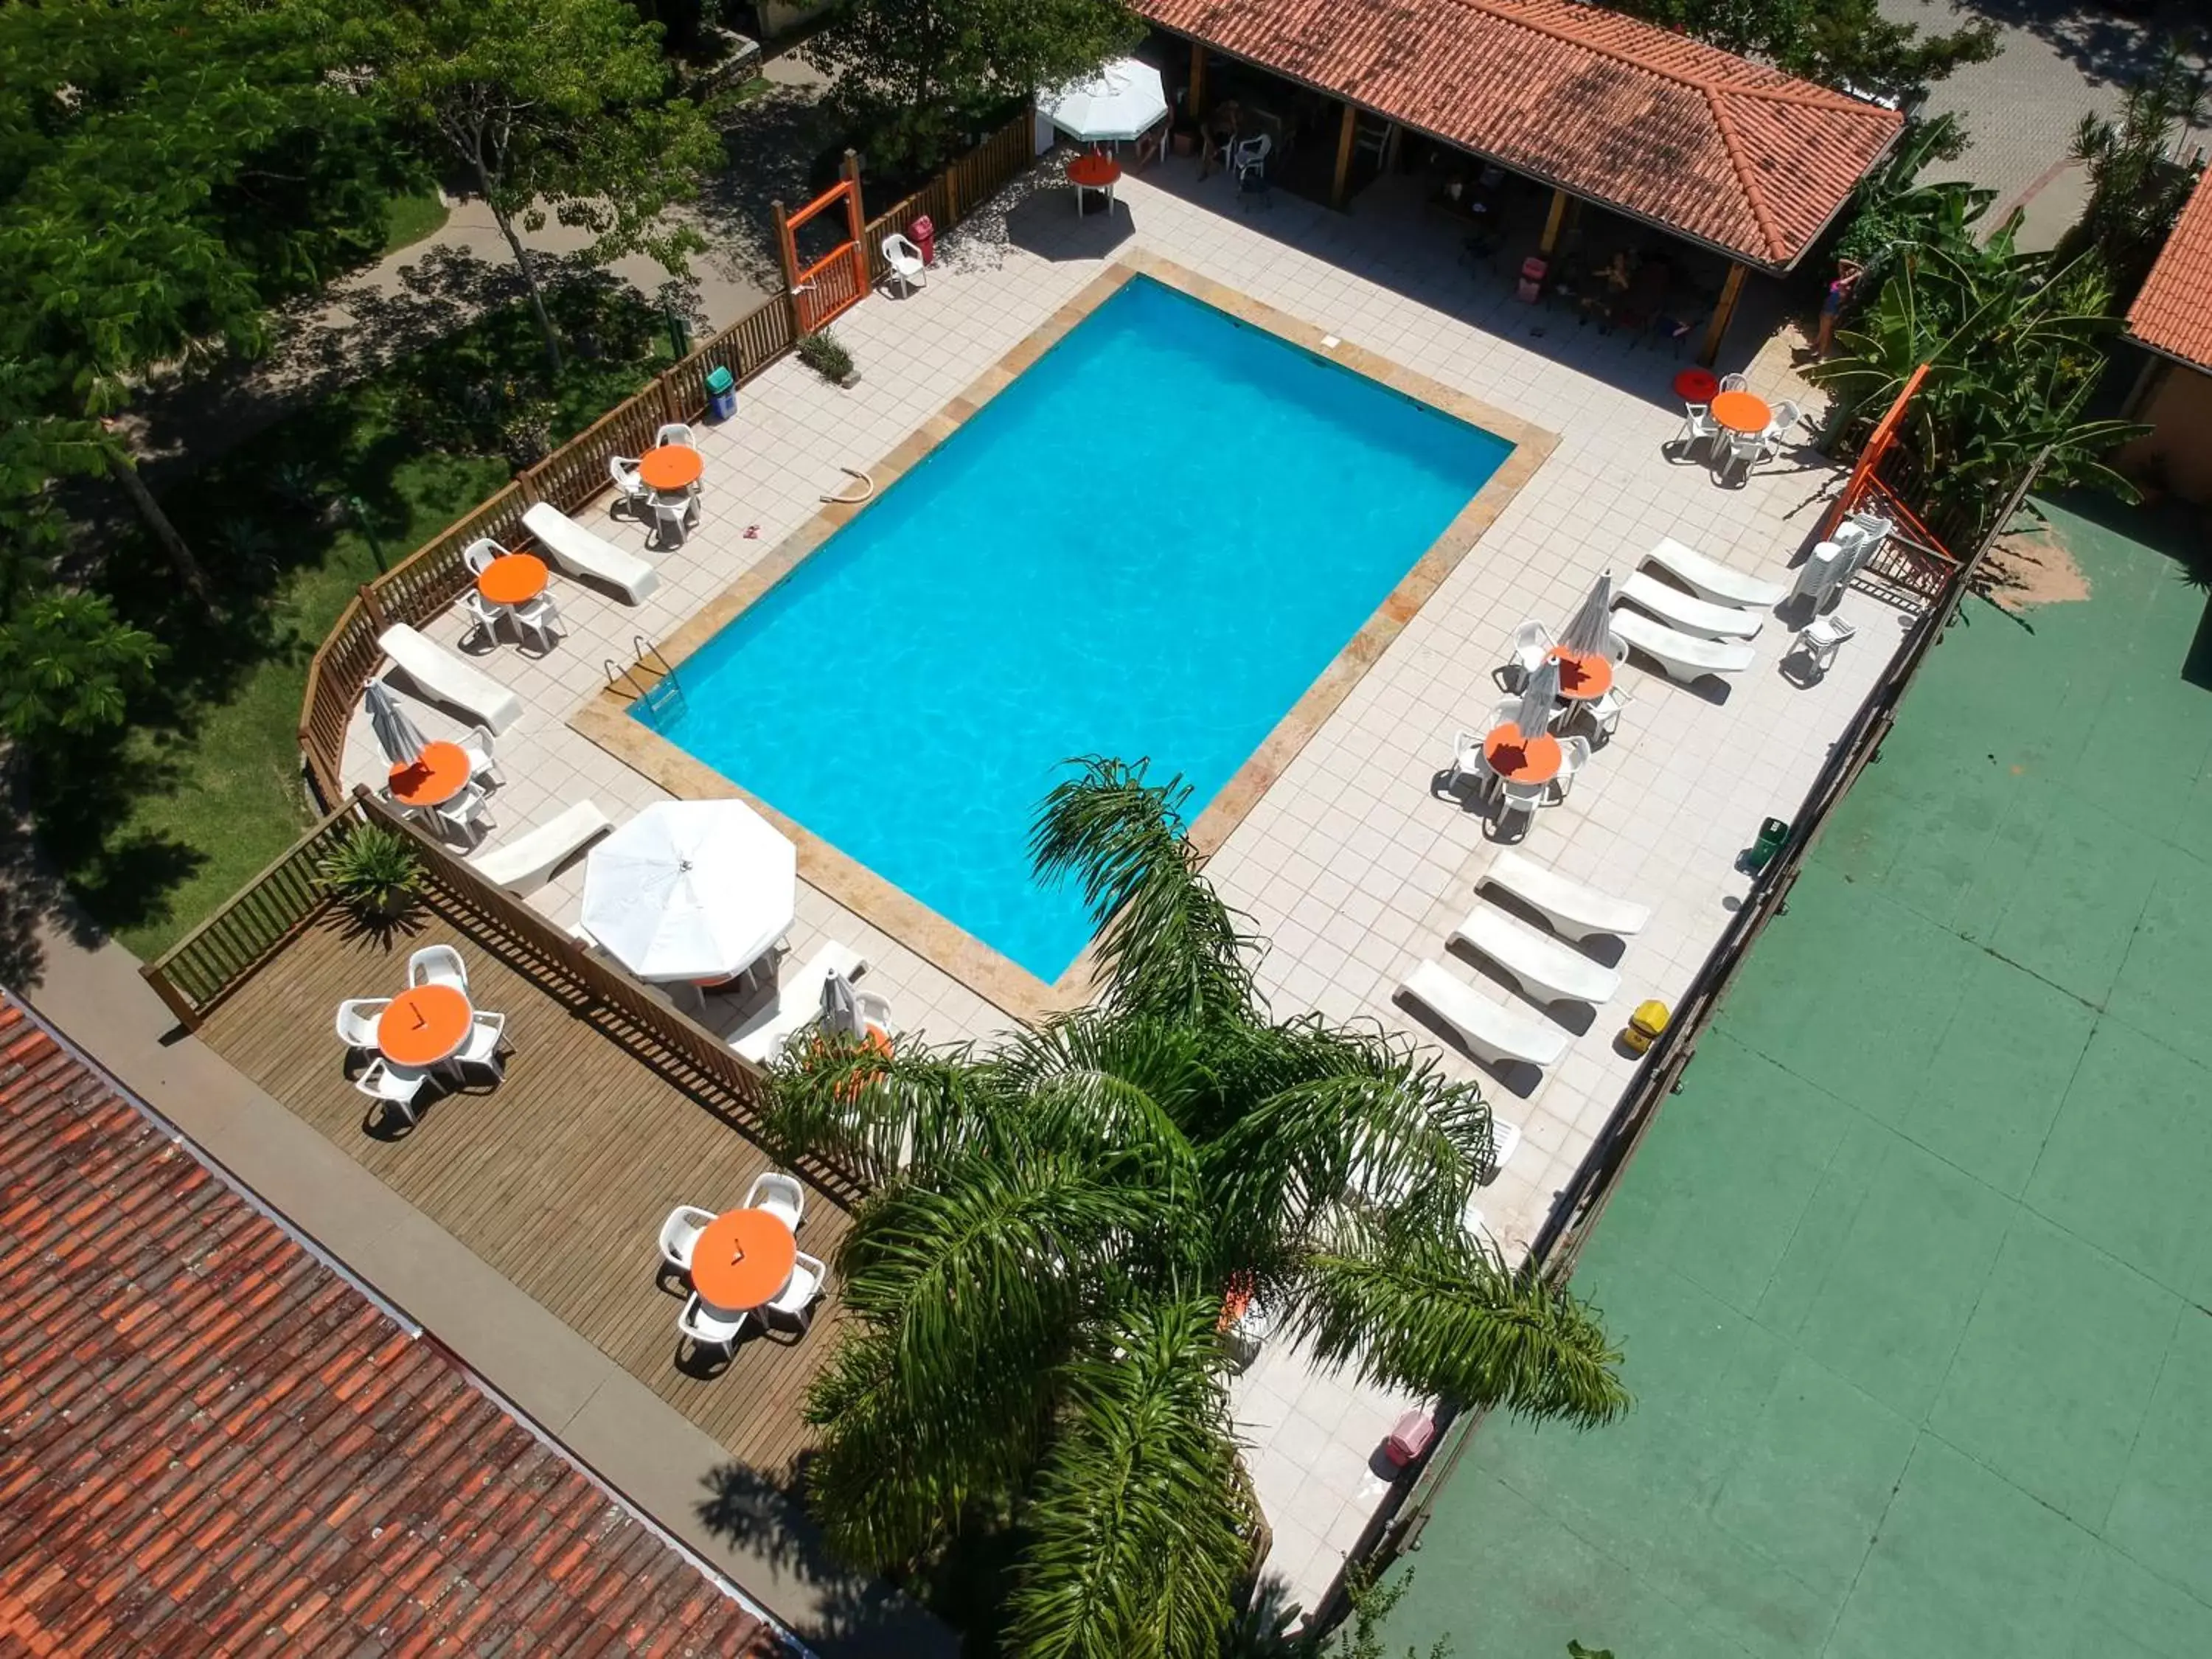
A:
[344,151,1907,1616]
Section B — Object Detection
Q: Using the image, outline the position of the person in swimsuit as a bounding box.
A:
[1816,260,1863,358]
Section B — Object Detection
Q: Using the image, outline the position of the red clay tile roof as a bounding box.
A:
[1142,0,1904,268]
[0,997,796,1658]
[2128,168,2212,369]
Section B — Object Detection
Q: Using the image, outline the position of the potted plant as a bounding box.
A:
[798,329,859,389]
[318,824,424,923]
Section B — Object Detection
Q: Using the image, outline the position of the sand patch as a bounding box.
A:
[1979,515,2091,613]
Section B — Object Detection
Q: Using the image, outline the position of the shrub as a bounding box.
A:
[317,824,422,919]
[798,329,855,383]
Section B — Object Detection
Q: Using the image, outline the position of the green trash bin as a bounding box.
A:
[1745,815,1790,873]
[705,364,737,422]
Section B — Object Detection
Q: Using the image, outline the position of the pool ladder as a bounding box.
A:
[605,636,687,726]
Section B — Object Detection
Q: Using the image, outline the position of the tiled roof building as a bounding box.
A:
[1140,0,1902,268]
[0,997,796,1657]
[2127,167,2212,369]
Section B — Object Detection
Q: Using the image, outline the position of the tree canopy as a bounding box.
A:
[370,0,724,374]
[1614,0,1998,105]
[764,759,1629,1659]
[2052,46,2209,310]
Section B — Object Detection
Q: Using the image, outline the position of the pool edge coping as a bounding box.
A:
[571,253,1558,1027]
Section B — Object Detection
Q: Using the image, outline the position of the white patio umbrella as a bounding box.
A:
[1040,58,1169,146]
[1558,571,1617,658]
[365,680,426,768]
[1513,655,1562,737]
[581,801,797,984]
[820,968,863,1039]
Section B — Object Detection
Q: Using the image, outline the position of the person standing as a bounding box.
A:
[1816,260,1863,358]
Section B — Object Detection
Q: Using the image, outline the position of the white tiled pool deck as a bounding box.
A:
[344,156,1909,1615]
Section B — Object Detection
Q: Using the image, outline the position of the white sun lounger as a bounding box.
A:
[468,800,613,893]
[1479,851,1651,943]
[1640,537,1787,610]
[1400,960,1570,1070]
[1617,570,1764,641]
[521,501,660,603]
[1450,906,1621,1008]
[731,942,870,1065]
[1608,610,1757,685]
[376,627,524,733]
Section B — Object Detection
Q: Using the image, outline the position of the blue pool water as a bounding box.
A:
[647,276,1512,979]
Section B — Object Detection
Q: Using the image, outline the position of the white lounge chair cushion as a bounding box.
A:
[1480,851,1651,942]
[1616,571,1764,641]
[468,800,613,892]
[377,626,525,734]
[1450,906,1621,1007]
[1608,610,1757,682]
[731,942,869,1064]
[1640,537,1787,610]
[521,501,660,603]
[1401,960,1570,1069]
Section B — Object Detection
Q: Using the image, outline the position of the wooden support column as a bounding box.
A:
[1700,261,1747,366]
[1538,187,1570,257]
[1331,100,1359,210]
[1189,41,1207,119]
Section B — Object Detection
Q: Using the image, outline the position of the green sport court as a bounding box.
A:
[1378,498,2212,1658]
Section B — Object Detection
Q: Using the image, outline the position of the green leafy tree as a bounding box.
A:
[372,0,723,375]
[2053,46,2209,307]
[808,0,1138,173]
[0,0,406,596]
[764,759,1630,1659]
[1615,0,1997,105]
[1834,113,1980,292]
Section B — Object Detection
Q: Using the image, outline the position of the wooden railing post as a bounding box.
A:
[139,961,202,1033]
[356,583,386,630]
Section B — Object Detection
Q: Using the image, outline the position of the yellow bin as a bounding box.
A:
[1622,999,1670,1055]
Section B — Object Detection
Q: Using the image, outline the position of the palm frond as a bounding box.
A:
[1030,757,1257,1026]
[761,1027,998,1186]
[1004,1298,1251,1659]
[1284,1218,1630,1430]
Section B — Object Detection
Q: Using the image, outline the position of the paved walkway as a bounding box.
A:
[1374,495,2212,1656]
[14,920,954,1659]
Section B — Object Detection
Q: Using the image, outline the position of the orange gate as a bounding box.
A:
[774,156,869,334]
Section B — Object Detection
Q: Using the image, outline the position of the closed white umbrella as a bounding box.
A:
[1040,58,1169,145]
[1559,571,1616,658]
[819,969,863,1039]
[365,680,426,768]
[581,801,797,983]
[1514,655,1562,737]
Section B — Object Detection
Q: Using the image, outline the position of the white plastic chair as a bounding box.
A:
[355,1057,428,1125]
[1674,403,1719,460]
[1447,731,1498,799]
[1583,682,1630,745]
[407,944,467,992]
[651,495,696,549]
[334,998,389,1049]
[1549,734,1593,801]
[507,590,563,655]
[678,1292,749,1356]
[608,454,651,513]
[743,1170,806,1232]
[1498,779,1547,821]
[458,588,507,650]
[1718,372,1748,393]
[458,725,504,789]
[762,1250,830,1332]
[658,1205,717,1272]
[1760,399,1802,460]
[1715,429,1763,484]
[428,782,490,845]
[882,233,927,296]
[462,537,505,577]
[1499,619,1552,690]
[449,1009,506,1082]
[1232,133,1272,178]
[1792,613,1857,678]
[654,422,698,451]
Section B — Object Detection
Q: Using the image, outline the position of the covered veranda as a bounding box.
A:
[1135,0,1902,363]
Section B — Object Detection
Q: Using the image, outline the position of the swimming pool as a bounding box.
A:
[645,275,1513,981]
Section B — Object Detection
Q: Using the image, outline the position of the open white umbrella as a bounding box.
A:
[581,801,797,984]
[1559,571,1617,658]
[1040,58,1169,146]
[1514,655,1562,737]
[365,680,425,768]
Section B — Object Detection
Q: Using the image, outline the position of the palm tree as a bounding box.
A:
[763,757,1631,1659]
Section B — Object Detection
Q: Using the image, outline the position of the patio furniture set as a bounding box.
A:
[1672,369,1801,486]
[661,1172,830,1357]
[338,945,508,1128]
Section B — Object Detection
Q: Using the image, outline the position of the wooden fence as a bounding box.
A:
[296,108,1040,809]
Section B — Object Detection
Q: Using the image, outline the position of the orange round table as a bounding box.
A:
[1068,155,1122,189]
[639,445,703,493]
[1485,724,1562,785]
[690,1208,798,1312]
[389,740,472,808]
[1710,390,1772,435]
[477,553,548,608]
[377,984,473,1068]
[1549,647,1615,702]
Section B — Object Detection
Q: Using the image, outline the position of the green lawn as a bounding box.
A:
[64,283,670,960]
[380,187,451,256]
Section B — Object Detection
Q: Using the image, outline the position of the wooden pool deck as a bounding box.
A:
[197,899,852,1476]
